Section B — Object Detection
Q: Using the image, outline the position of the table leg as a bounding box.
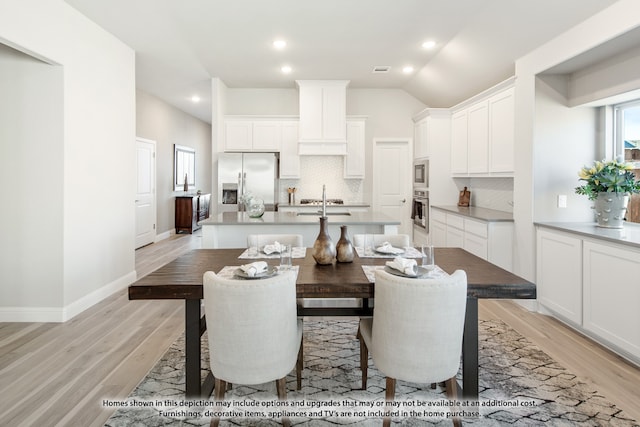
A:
[185,299,201,397]
[462,297,479,399]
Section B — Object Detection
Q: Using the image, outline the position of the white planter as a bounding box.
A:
[594,192,629,228]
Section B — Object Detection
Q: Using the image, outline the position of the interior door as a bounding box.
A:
[373,139,412,237]
[135,137,156,249]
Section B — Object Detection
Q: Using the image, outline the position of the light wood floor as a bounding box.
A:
[1,232,638,426]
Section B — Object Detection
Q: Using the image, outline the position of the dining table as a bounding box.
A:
[128,247,536,400]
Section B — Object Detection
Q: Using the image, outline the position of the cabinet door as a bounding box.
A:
[224,121,253,151]
[536,230,582,324]
[446,226,464,248]
[322,84,347,142]
[414,119,428,159]
[467,101,489,173]
[280,121,300,179]
[344,119,365,178]
[464,233,488,260]
[430,220,447,247]
[252,121,281,151]
[489,88,514,173]
[583,240,640,358]
[450,110,468,174]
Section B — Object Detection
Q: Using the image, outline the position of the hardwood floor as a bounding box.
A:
[1,231,638,425]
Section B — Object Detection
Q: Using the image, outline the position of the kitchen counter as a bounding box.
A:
[431,205,513,222]
[201,211,399,248]
[280,202,370,209]
[535,221,640,249]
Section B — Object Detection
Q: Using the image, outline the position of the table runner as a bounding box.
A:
[355,246,423,258]
[361,265,448,282]
[217,265,300,278]
[238,247,307,259]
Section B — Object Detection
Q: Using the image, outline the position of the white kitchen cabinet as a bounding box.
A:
[583,240,640,359]
[279,121,300,179]
[536,229,583,325]
[488,87,515,173]
[344,118,365,179]
[430,218,447,247]
[450,110,468,174]
[466,101,489,174]
[414,118,428,159]
[297,80,349,155]
[224,119,282,152]
[446,225,464,248]
[450,78,514,177]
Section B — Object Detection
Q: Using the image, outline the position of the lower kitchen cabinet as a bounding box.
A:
[536,225,640,363]
[536,229,583,324]
[175,193,210,234]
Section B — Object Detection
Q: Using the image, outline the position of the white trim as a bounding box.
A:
[155,229,175,242]
[0,270,136,323]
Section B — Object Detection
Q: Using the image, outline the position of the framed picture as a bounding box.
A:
[174,144,195,191]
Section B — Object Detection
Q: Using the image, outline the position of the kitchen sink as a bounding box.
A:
[296,211,351,216]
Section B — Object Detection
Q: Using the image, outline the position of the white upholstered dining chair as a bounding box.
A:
[352,233,411,249]
[247,234,303,248]
[357,269,467,427]
[203,270,303,427]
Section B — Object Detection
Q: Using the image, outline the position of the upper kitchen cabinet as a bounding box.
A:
[297,80,350,155]
[224,118,282,152]
[344,118,366,179]
[412,108,450,160]
[279,121,301,179]
[450,78,515,177]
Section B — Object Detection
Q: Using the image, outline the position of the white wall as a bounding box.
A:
[0,0,136,321]
[136,90,212,234]
[514,0,640,282]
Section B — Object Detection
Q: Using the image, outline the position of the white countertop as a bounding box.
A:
[431,205,514,222]
[201,211,399,226]
[279,203,370,208]
[535,222,640,249]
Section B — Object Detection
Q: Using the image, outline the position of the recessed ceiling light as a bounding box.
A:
[191,95,200,103]
[281,65,292,74]
[422,40,436,50]
[403,66,414,74]
[273,39,287,49]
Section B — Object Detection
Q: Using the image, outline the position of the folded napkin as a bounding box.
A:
[263,241,284,254]
[239,261,268,277]
[385,257,417,276]
[376,242,404,254]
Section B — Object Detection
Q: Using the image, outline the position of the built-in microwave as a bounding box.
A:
[413,158,429,188]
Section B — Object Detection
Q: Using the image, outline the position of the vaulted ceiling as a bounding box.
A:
[64,0,617,123]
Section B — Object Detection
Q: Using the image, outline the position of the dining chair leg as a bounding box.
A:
[357,329,368,390]
[296,341,303,390]
[445,377,461,427]
[211,378,227,427]
[276,377,291,427]
[383,377,396,427]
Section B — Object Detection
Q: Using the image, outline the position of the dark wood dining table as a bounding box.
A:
[128,247,536,400]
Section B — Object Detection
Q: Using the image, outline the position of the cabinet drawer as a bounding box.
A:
[464,218,488,238]
[431,209,447,223]
[464,233,488,259]
[446,214,464,230]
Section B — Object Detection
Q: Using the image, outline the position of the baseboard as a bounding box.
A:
[0,270,137,323]
[155,229,175,242]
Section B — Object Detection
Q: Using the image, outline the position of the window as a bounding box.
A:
[613,101,640,223]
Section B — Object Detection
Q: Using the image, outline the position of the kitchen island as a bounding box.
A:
[201,211,399,248]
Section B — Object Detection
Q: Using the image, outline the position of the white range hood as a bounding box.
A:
[296,80,350,155]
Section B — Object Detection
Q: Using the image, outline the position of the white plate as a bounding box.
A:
[234,266,278,280]
[260,245,281,254]
[375,247,405,255]
[384,265,430,278]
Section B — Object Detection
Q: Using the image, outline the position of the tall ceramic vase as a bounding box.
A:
[312,217,336,264]
[336,225,354,263]
[594,192,629,228]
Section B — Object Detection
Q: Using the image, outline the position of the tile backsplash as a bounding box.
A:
[466,177,514,212]
[279,156,364,203]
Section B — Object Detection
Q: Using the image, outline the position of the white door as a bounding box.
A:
[373,138,412,237]
[135,137,156,249]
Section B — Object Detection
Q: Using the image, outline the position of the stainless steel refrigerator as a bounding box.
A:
[218,152,279,213]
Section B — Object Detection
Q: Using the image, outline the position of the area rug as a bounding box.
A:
[104,319,638,426]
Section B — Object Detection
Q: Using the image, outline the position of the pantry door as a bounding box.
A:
[372,138,411,236]
[135,137,156,249]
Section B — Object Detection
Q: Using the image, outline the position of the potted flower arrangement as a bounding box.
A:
[575,157,640,228]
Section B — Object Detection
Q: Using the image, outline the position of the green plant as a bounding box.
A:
[575,158,640,200]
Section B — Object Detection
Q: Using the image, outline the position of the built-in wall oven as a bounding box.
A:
[412,189,429,233]
[413,158,429,188]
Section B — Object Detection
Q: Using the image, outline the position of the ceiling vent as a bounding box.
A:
[372,66,391,73]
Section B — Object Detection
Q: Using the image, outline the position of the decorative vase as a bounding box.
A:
[312,216,336,265]
[247,198,265,218]
[336,225,354,263]
[594,192,629,228]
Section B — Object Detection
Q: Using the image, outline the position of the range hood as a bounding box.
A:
[297,80,350,155]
